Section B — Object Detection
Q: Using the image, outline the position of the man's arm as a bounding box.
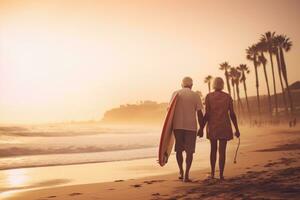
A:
[197,110,204,129]
[197,110,204,137]
[229,98,240,138]
[196,94,205,137]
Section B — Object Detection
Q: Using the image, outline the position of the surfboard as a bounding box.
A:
[158,93,178,166]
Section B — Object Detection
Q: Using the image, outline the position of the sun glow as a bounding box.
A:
[5,169,28,188]
[0,0,300,124]
[0,169,28,199]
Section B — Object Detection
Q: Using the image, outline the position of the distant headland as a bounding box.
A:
[101,101,168,124]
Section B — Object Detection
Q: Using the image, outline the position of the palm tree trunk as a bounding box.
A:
[275,50,288,116]
[254,60,261,117]
[235,84,240,115]
[208,83,211,93]
[225,70,231,96]
[261,53,272,115]
[236,83,244,116]
[232,82,236,112]
[262,64,273,115]
[280,47,294,114]
[242,78,251,118]
[269,51,278,116]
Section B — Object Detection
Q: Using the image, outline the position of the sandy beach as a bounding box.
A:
[1,125,299,200]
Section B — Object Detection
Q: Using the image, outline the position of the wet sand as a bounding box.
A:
[3,126,300,200]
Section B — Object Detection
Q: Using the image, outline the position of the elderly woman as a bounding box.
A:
[200,77,240,180]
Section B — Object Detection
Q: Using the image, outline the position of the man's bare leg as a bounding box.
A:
[184,153,193,181]
[176,151,184,179]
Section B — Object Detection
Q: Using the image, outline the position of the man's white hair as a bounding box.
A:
[181,76,193,88]
[213,77,224,90]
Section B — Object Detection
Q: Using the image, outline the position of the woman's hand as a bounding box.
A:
[235,130,240,138]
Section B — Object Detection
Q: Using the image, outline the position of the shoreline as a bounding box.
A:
[0,150,159,171]
[0,155,155,171]
[2,125,300,199]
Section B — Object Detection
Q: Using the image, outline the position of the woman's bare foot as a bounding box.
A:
[178,171,184,180]
[183,173,192,182]
[183,177,192,182]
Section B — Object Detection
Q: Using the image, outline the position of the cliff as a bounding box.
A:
[101,101,168,124]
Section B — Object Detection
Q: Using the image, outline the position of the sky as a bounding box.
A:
[0,0,300,124]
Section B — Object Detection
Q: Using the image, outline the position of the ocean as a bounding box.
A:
[0,123,161,170]
[0,123,212,198]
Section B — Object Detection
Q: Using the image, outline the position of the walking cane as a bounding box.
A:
[234,137,240,164]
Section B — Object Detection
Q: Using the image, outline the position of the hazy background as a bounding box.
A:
[0,0,300,124]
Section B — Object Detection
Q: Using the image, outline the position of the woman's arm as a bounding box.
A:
[198,95,209,137]
[229,98,240,138]
[203,95,210,127]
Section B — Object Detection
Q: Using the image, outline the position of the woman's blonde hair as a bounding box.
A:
[213,77,224,91]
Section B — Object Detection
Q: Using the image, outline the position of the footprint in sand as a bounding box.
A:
[144,180,166,185]
[264,163,276,167]
[47,196,56,198]
[69,192,82,196]
[114,180,124,182]
[131,184,142,188]
[151,193,160,196]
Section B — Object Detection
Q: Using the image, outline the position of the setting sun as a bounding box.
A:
[1,0,300,123]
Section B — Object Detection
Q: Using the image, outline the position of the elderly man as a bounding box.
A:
[170,76,204,182]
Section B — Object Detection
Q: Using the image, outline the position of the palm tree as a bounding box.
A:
[260,31,278,116]
[256,41,272,115]
[229,67,244,115]
[234,68,244,115]
[219,62,232,96]
[273,35,289,115]
[276,35,294,114]
[230,67,244,113]
[237,64,251,117]
[204,75,213,93]
[246,44,261,117]
[229,67,237,108]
